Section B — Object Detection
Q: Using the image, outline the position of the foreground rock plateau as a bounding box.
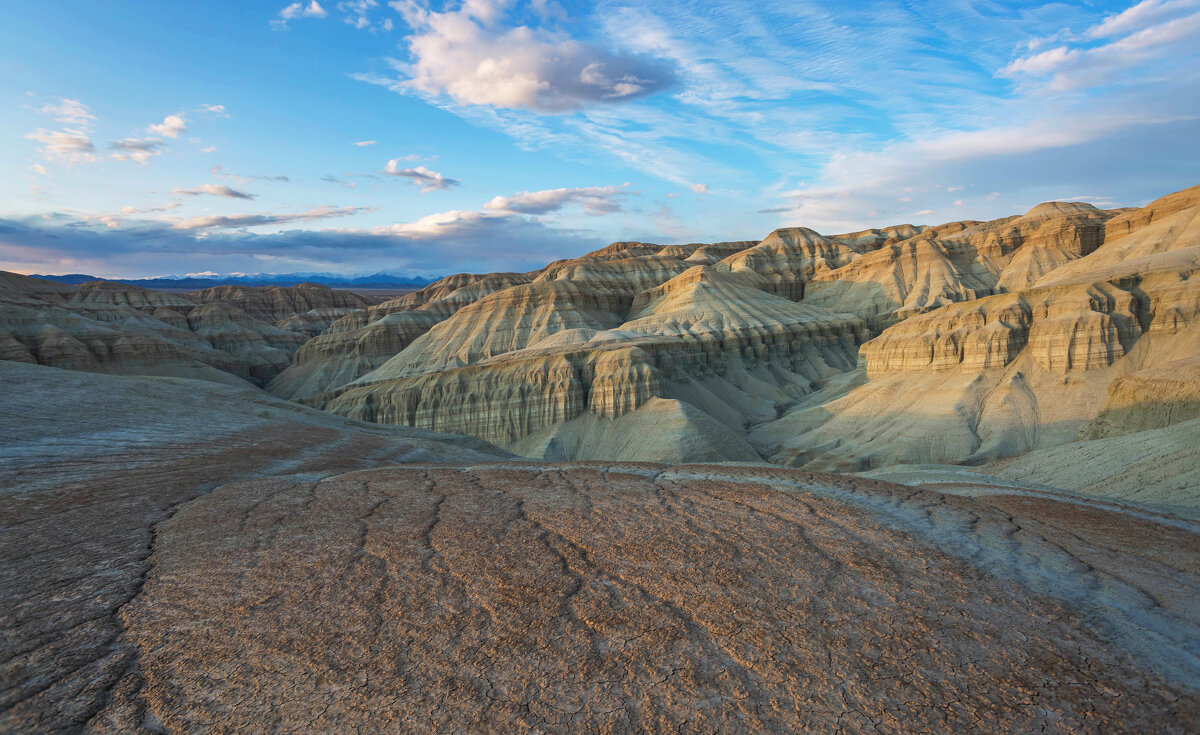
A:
[1,362,1199,733]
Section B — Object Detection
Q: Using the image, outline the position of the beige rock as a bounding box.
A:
[0,272,320,385]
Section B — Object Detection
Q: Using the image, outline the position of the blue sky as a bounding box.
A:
[2,0,1198,278]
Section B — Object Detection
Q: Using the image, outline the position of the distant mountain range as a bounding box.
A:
[29,272,438,290]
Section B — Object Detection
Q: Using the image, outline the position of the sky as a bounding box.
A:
[1,0,1198,278]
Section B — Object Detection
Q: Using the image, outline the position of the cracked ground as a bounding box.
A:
[2,366,1198,733]
[67,465,1200,733]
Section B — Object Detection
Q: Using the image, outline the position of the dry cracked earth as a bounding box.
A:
[4,441,1199,732]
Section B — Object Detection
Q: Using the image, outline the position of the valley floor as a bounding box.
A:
[1,363,1197,733]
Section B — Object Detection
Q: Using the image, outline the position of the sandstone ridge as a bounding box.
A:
[258,185,1200,507]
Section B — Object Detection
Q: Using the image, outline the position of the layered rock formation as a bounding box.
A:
[0,275,370,385]
[193,282,380,335]
[273,185,1198,500]
[752,186,1200,477]
[317,265,866,455]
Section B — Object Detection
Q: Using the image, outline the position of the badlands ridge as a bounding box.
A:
[2,185,1199,732]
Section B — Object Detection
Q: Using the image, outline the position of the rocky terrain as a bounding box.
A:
[3,186,1199,732]
[253,186,1200,508]
[0,275,382,385]
[2,361,1198,733]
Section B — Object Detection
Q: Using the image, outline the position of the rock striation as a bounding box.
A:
[192,282,379,334]
[0,275,365,385]
[274,186,1198,488]
[752,186,1200,477]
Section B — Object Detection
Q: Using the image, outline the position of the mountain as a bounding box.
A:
[28,271,436,290]
[263,185,1200,508]
[0,275,384,384]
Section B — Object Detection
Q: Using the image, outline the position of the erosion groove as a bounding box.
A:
[81,464,1200,733]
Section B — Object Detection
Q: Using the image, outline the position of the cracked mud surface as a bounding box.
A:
[86,465,1199,733]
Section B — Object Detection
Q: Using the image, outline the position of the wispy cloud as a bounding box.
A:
[25,98,98,164]
[172,205,371,230]
[109,138,166,164]
[210,165,290,185]
[1087,0,1199,39]
[337,0,391,31]
[483,185,629,216]
[383,161,460,192]
[26,129,97,164]
[272,0,327,29]
[169,184,256,199]
[353,139,377,146]
[1001,2,1200,91]
[37,98,96,127]
[321,174,358,189]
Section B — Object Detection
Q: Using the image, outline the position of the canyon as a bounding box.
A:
[3,185,1199,733]
[257,185,1198,507]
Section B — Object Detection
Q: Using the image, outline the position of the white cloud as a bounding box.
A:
[200,145,218,153]
[383,161,460,192]
[389,0,676,112]
[689,183,708,195]
[273,0,327,28]
[147,114,188,138]
[30,164,48,175]
[282,0,327,18]
[37,98,95,127]
[483,185,628,216]
[353,139,378,146]
[338,0,389,31]
[109,138,166,164]
[372,208,507,239]
[1001,3,1200,90]
[170,184,256,199]
[201,104,228,117]
[173,205,370,230]
[1087,0,1199,39]
[26,128,98,164]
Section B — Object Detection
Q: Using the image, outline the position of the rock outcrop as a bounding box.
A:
[0,274,344,385]
[192,282,379,334]
[749,186,1200,476]
[274,186,1199,483]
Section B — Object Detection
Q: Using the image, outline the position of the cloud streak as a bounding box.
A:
[109,138,166,164]
[483,185,628,215]
[383,161,460,192]
[25,129,97,164]
[171,205,372,230]
[170,184,257,199]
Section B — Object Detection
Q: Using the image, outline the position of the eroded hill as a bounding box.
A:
[254,186,1200,506]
